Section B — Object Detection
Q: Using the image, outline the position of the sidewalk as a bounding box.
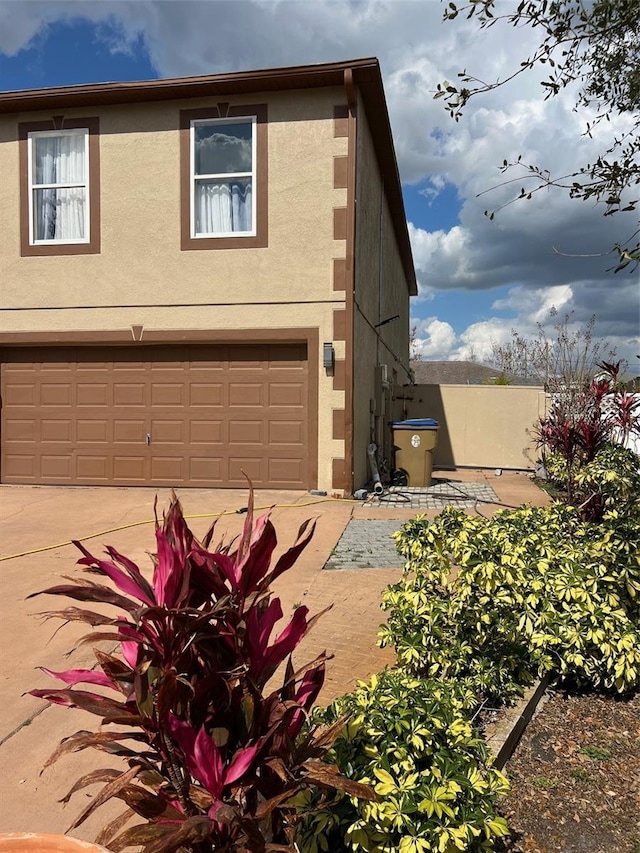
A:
[0,470,547,836]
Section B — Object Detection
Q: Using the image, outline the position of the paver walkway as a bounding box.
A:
[363,480,499,509]
[325,480,500,570]
[324,519,405,569]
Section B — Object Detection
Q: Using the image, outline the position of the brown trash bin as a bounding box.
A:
[392,418,439,487]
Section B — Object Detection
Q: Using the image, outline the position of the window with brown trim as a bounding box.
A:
[180,105,268,250]
[18,117,100,256]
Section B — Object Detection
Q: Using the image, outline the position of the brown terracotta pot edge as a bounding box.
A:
[0,834,111,853]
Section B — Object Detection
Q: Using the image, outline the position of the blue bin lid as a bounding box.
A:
[391,418,439,428]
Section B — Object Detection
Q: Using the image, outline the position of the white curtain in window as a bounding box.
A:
[34,134,85,241]
[195,180,252,235]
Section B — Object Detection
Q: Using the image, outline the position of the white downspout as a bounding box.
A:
[367,443,384,495]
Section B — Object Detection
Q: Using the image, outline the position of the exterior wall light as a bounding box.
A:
[323,342,335,374]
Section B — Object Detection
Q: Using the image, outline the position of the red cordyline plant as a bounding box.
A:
[29,490,372,853]
[535,360,640,514]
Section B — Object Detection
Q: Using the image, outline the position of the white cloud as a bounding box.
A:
[412,284,639,367]
[492,285,574,323]
[412,317,458,360]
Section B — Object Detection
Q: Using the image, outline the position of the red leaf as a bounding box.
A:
[105,545,155,603]
[36,607,115,627]
[288,662,326,737]
[38,667,113,689]
[225,743,259,786]
[74,541,156,606]
[43,729,146,769]
[302,759,374,800]
[260,606,309,680]
[142,816,212,853]
[28,583,139,613]
[256,598,283,649]
[152,529,185,608]
[267,518,316,586]
[28,688,133,719]
[66,765,140,831]
[193,726,224,797]
[166,713,196,756]
[190,547,236,592]
[235,514,278,596]
[60,768,122,803]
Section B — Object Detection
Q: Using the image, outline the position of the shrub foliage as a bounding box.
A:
[381,502,640,700]
[298,670,509,853]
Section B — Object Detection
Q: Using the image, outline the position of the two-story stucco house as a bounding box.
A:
[0,57,416,495]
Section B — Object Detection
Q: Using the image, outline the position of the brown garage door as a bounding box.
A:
[1,344,310,488]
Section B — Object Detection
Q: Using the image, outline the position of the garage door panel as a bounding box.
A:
[229,383,262,407]
[1,344,310,488]
[77,383,109,406]
[269,382,304,407]
[113,419,146,443]
[190,383,223,406]
[189,456,224,483]
[77,456,110,480]
[190,421,223,444]
[4,384,35,406]
[112,358,146,370]
[41,360,72,371]
[5,418,35,440]
[77,419,109,443]
[151,383,184,407]
[151,360,184,371]
[41,455,72,479]
[150,457,184,482]
[229,420,263,444]
[77,361,109,371]
[113,456,146,480]
[228,457,264,485]
[41,384,71,406]
[150,420,184,444]
[268,420,304,445]
[3,361,35,372]
[42,419,72,442]
[113,382,146,406]
[268,458,304,484]
[4,454,34,478]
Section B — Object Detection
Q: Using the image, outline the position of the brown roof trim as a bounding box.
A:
[0,57,416,295]
[0,58,379,110]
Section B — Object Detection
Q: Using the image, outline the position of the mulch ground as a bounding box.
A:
[497,688,640,853]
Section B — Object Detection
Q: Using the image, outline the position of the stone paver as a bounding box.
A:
[324,519,405,569]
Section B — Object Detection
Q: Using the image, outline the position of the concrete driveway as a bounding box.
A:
[0,471,547,837]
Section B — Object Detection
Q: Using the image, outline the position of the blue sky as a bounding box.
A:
[1,3,637,364]
[0,19,155,89]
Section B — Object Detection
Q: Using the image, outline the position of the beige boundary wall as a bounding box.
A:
[392,384,548,470]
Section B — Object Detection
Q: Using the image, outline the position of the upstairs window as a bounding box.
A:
[28,129,89,244]
[19,118,100,257]
[180,105,267,251]
[192,118,255,238]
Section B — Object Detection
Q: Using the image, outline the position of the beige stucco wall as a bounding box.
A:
[0,88,349,491]
[0,88,348,307]
[352,97,411,488]
[394,384,548,470]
